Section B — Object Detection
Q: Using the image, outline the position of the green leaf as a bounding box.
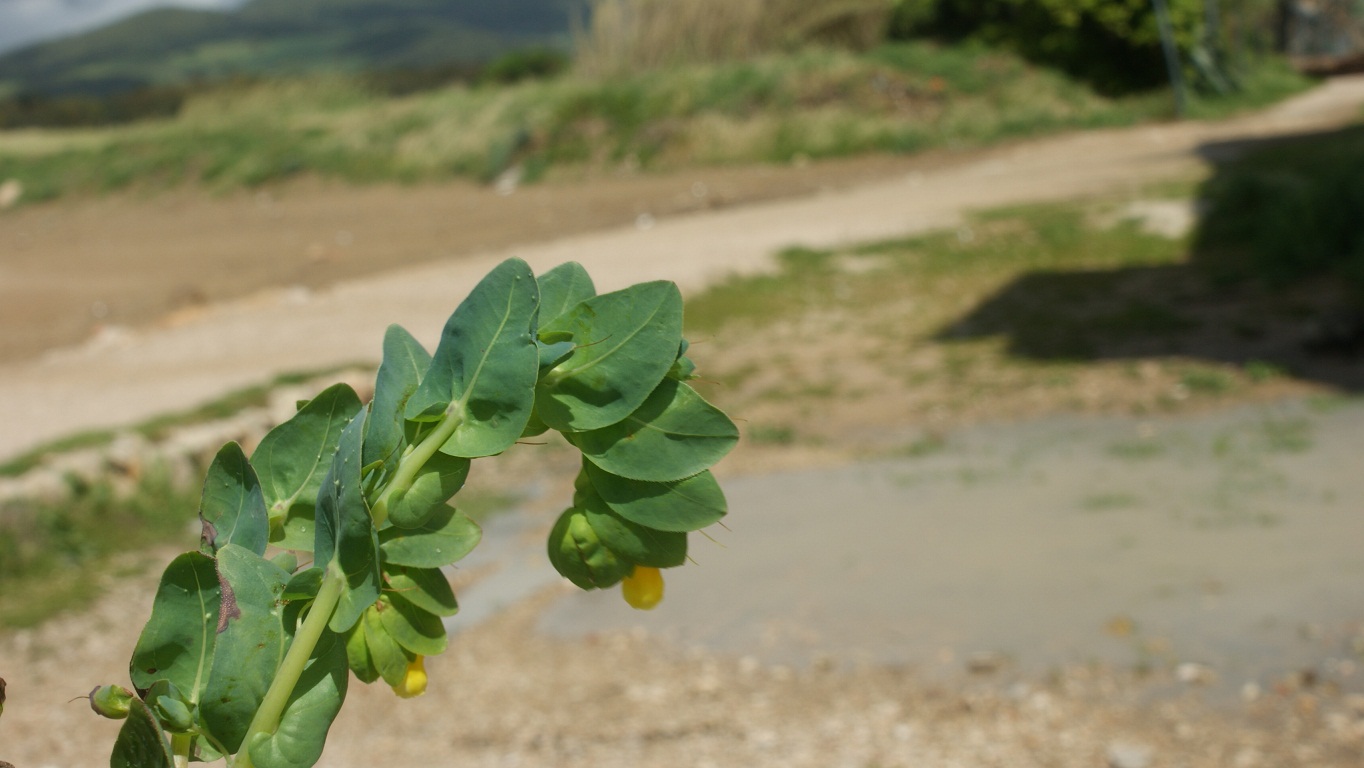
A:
[129,552,220,700]
[536,261,596,325]
[343,622,380,684]
[570,379,738,482]
[110,697,174,768]
[384,566,458,618]
[580,492,687,569]
[405,257,540,458]
[273,504,316,552]
[377,594,447,656]
[282,567,324,601]
[254,384,363,524]
[584,462,727,532]
[537,339,576,371]
[363,324,431,477]
[379,505,481,568]
[546,507,631,590]
[314,409,381,634]
[200,545,291,754]
[536,281,684,432]
[362,607,412,688]
[245,630,349,768]
[199,442,269,556]
[385,452,471,529]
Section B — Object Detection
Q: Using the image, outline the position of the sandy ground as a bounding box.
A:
[3,79,1364,767]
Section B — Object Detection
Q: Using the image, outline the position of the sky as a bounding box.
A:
[0,0,245,54]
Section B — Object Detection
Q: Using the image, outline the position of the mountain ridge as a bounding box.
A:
[0,0,582,98]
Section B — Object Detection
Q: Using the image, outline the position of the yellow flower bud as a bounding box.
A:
[621,565,664,610]
[392,655,428,699]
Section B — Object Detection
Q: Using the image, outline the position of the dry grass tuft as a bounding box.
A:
[574,0,895,76]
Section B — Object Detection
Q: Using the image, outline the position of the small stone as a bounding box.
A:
[1176,662,1215,685]
[1233,747,1262,768]
[0,179,22,209]
[1106,742,1153,768]
[966,651,1007,674]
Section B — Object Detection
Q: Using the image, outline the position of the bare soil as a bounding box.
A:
[3,79,1364,767]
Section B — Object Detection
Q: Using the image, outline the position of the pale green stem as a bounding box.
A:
[370,406,463,527]
[234,567,346,768]
[171,732,192,768]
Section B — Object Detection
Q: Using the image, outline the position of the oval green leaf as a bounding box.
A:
[363,324,432,476]
[362,607,412,688]
[536,281,683,432]
[253,383,363,523]
[343,622,380,684]
[582,496,687,569]
[583,462,727,532]
[379,505,481,568]
[110,697,174,768]
[405,257,540,458]
[129,551,220,699]
[536,261,596,326]
[314,409,381,634]
[570,379,738,482]
[377,594,447,656]
[384,565,459,618]
[200,545,291,753]
[199,442,269,556]
[385,452,471,529]
[246,630,349,768]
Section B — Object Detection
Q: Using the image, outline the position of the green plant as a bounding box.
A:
[85,258,736,767]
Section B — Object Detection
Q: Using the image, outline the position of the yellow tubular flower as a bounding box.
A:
[621,565,664,610]
[392,655,428,699]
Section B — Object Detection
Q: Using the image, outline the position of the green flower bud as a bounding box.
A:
[88,685,135,719]
[144,680,194,733]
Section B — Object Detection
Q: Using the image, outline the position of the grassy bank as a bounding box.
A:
[684,194,1344,453]
[0,41,1310,204]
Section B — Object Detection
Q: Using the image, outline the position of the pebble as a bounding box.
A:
[1106,742,1154,768]
[1176,662,1216,685]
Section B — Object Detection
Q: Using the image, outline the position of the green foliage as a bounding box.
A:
[85,258,734,767]
[1192,125,1364,298]
[902,0,1264,94]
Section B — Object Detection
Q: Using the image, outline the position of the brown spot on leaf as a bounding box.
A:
[200,518,219,552]
[217,568,240,634]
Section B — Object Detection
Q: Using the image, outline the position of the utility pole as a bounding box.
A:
[1152,0,1189,117]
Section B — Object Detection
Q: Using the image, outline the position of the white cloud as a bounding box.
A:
[0,0,246,54]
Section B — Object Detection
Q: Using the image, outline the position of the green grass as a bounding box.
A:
[1107,440,1166,460]
[1081,492,1140,512]
[0,42,1311,204]
[0,472,201,627]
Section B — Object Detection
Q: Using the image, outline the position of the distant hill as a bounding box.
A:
[0,0,583,98]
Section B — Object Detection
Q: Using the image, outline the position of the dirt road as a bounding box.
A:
[3,76,1364,463]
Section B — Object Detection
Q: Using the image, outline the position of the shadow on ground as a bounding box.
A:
[939,124,1364,390]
